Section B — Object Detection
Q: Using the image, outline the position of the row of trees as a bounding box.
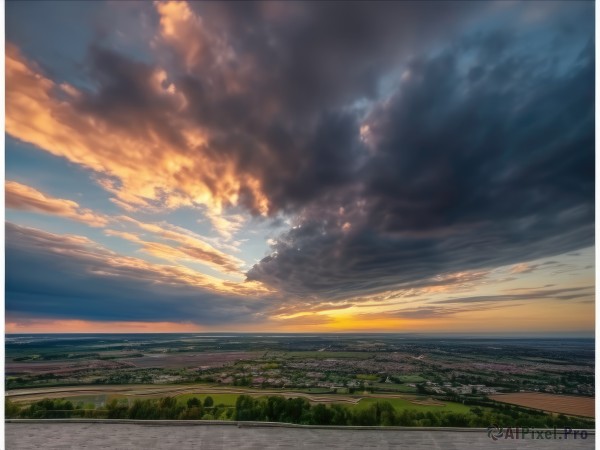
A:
[105,396,228,420]
[7,398,88,419]
[6,396,595,429]
[5,396,225,421]
[234,395,595,428]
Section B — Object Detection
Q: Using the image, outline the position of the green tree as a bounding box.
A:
[159,397,177,409]
[351,407,377,426]
[235,395,258,421]
[106,399,129,419]
[329,404,349,425]
[180,407,202,420]
[187,397,201,408]
[265,396,286,422]
[311,404,332,425]
[5,399,20,418]
[282,397,310,424]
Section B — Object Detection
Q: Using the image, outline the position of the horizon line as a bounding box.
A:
[5,331,594,338]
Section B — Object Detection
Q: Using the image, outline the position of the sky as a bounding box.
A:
[5,1,595,334]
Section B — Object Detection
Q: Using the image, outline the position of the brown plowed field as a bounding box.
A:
[6,351,257,375]
[490,392,594,418]
[120,351,258,369]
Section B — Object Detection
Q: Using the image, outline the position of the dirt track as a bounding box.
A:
[6,384,367,405]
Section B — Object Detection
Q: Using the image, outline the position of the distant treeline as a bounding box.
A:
[6,396,595,429]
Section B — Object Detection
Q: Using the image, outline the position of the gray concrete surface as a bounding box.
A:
[5,422,595,449]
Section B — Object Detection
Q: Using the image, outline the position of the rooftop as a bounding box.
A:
[5,422,595,450]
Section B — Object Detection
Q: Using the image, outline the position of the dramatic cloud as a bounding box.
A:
[6,181,108,227]
[4,1,492,216]
[6,42,268,216]
[248,8,594,298]
[432,286,594,305]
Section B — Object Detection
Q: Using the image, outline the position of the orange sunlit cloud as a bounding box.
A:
[6,43,269,217]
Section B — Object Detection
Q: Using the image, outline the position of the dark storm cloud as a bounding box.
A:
[77,44,191,158]
[62,1,492,214]
[187,1,488,113]
[5,223,267,324]
[248,3,595,298]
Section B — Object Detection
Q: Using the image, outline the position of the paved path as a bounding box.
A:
[5,423,595,450]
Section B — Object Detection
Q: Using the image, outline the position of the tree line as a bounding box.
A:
[5,395,594,429]
[233,395,594,428]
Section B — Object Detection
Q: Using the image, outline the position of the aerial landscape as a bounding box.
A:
[4,0,595,448]
[5,333,595,428]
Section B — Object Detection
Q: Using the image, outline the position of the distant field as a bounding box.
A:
[283,351,372,359]
[5,351,259,375]
[490,393,595,418]
[5,359,132,376]
[120,351,258,369]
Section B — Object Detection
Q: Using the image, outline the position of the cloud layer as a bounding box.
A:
[5,1,595,328]
[6,223,268,325]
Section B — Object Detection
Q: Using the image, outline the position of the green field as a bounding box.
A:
[372,382,417,393]
[395,375,427,383]
[101,389,467,415]
[352,397,471,414]
[356,374,379,381]
[175,392,473,415]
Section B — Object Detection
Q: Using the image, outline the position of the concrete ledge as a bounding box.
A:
[4,419,595,434]
[5,419,237,427]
